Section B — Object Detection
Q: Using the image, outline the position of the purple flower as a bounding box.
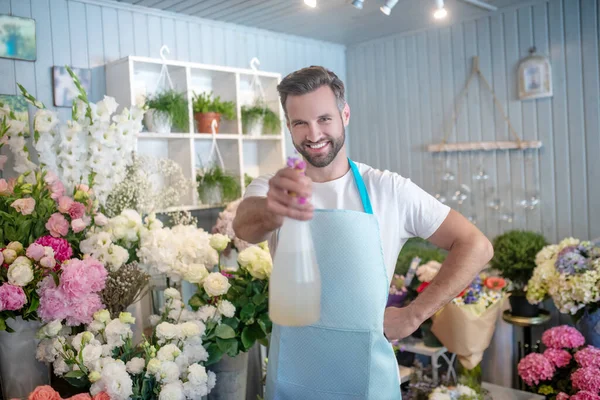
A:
[555,246,590,274]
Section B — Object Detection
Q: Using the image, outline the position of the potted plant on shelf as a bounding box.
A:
[143,89,189,134]
[241,99,281,136]
[490,230,548,317]
[197,165,241,205]
[192,91,236,134]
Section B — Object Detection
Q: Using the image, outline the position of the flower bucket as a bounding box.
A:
[0,317,50,399]
[576,308,600,348]
[245,117,264,136]
[144,109,172,134]
[207,352,249,400]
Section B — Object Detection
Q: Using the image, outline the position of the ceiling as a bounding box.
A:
[113,0,531,45]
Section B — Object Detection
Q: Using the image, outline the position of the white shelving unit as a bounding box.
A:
[105,55,286,211]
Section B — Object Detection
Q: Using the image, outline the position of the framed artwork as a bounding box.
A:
[53,66,92,108]
[0,94,30,129]
[518,48,552,101]
[0,15,36,61]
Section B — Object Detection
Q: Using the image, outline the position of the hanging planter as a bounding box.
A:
[241,100,281,136]
[144,109,173,134]
[143,90,189,134]
[196,165,241,206]
[192,91,236,134]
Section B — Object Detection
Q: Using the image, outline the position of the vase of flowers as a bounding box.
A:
[575,308,600,348]
[0,317,49,399]
[490,230,548,317]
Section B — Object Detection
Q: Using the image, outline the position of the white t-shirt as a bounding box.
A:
[243,161,451,283]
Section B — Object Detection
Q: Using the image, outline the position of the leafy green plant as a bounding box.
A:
[241,100,281,135]
[145,90,189,131]
[196,165,241,204]
[244,173,254,188]
[192,91,236,120]
[490,230,548,293]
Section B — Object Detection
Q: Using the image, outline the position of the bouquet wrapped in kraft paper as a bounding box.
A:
[426,273,508,370]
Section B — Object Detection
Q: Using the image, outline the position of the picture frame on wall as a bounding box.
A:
[518,47,552,101]
[0,94,30,129]
[53,66,92,107]
[0,14,36,61]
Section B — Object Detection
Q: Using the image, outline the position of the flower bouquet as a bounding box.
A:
[387,274,408,308]
[517,325,600,400]
[36,288,217,400]
[188,235,273,365]
[427,273,508,388]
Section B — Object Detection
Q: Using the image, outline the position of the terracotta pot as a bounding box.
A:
[195,112,221,133]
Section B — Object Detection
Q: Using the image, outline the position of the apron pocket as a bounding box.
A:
[277,325,372,396]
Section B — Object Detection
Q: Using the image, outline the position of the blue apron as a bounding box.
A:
[266,158,401,400]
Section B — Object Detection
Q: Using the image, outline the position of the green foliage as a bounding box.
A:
[196,166,241,204]
[145,90,189,131]
[241,100,281,135]
[192,91,236,120]
[395,238,447,277]
[490,230,548,291]
[244,173,254,188]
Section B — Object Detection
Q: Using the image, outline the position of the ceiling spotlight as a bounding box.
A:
[304,0,317,7]
[434,0,448,19]
[352,0,364,9]
[380,0,398,15]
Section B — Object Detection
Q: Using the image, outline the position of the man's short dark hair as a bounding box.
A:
[277,66,345,118]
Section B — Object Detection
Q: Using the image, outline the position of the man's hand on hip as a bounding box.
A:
[383,306,421,341]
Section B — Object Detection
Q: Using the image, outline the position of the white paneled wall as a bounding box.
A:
[0,0,346,158]
[347,0,600,244]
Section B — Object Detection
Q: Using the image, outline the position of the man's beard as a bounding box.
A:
[293,127,345,168]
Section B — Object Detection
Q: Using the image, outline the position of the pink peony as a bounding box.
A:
[26,243,45,262]
[68,202,86,220]
[34,236,72,263]
[575,346,600,369]
[572,392,600,400]
[45,213,69,237]
[71,218,87,233]
[0,179,9,195]
[39,256,56,269]
[517,353,556,387]
[543,348,573,368]
[0,283,27,311]
[36,277,69,323]
[572,367,600,394]
[542,325,586,349]
[57,196,74,214]
[557,393,571,400]
[11,198,36,215]
[66,293,103,326]
[0,155,7,171]
[60,259,107,298]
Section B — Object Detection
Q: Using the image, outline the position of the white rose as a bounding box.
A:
[159,381,185,400]
[34,109,59,133]
[126,357,146,374]
[157,344,181,362]
[203,272,231,297]
[164,288,181,300]
[180,322,201,338]
[238,246,273,280]
[210,234,231,253]
[183,263,209,284]
[196,305,217,322]
[183,341,208,364]
[156,361,180,384]
[146,358,161,374]
[156,322,180,342]
[217,300,236,318]
[187,363,208,386]
[7,258,34,286]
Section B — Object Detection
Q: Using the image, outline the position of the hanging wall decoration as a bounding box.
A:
[52,66,92,107]
[518,47,552,101]
[0,15,36,61]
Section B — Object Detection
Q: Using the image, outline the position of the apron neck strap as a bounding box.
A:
[348,158,373,215]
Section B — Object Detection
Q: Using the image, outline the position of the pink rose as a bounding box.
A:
[0,179,8,195]
[43,171,59,185]
[50,181,65,201]
[45,213,69,237]
[71,218,87,233]
[27,385,60,400]
[94,213,108,226]
[0,283,27,311]
[57,196,74,214]
[75,184,91,193]
[0,155,7,171]
[39,256,56,269]
[67,394,92,400]
[26,243,45,261]
[92,393,110,400]
[68,202,86,220]
[10,198,36,215]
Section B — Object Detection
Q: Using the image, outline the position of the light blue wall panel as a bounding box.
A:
[0,0,345,163]
[347,0,599,243]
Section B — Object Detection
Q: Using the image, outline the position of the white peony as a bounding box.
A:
[157,344,181,362]
[126,357,146,375]
[82,344,103,370]
[183,340,209,364]
[203,272,231,297]
[156,322,180,342]
[7,257,34,286]
[237,245,273,280]
[210,234,231,253]
[187,363,208,386]
[217,300,236,318]
[156,361,180,384]
[183,263,209,284]
[164,288,182,300]
[159,381,185,400]
[180,321,201,338]
[53,358,70,376]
